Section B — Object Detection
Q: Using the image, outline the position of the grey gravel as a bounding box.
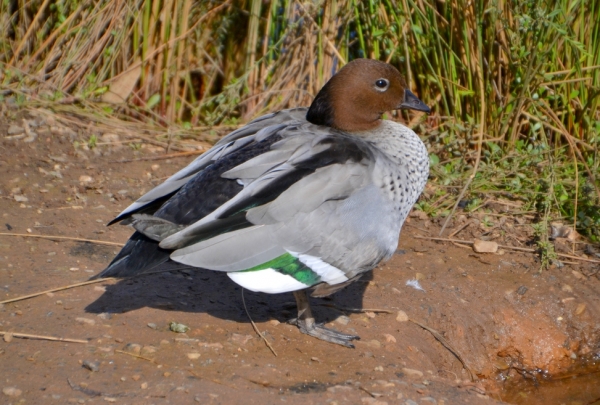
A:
[7,125,24,135]
[169,322,190,333]
[335,315,351,325]
[82,360,100,372]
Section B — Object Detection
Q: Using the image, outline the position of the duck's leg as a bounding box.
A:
[292,290,360,348]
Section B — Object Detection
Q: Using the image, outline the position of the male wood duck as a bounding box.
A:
[92,59,431,347]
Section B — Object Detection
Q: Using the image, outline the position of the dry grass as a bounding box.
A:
[1,0,599,240]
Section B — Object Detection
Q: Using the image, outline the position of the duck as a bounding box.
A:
[92,58,431,347]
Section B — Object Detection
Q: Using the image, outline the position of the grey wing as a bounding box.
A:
[149,132,396,294]
[109,108,308,225]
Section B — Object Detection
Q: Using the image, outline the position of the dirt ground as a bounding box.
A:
[1,108,599,405]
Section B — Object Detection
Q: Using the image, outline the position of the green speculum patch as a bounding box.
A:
[244,253,321,285]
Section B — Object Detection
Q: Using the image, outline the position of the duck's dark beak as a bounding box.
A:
[398,89,431,113]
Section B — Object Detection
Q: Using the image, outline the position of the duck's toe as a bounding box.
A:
[296,319,360,348]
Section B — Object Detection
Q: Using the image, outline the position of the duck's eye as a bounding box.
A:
[374,79,389,91]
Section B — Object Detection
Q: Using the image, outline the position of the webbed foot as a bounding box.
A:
[292,290,360,348]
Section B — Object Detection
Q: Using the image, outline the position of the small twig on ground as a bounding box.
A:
[409,318,476,382]
[187,369,238,388]
[67,379,103,397]
[0,331,88,344]
[556,253,600,264]
[241,289,278,357]
[321,304,393,314]
[448,222,471,238]
[415,236,600,264]
[0,267,197,305]
[67,378,133,398]
[110,151,203,163]
[114,349,157,363]
[404,223,431,234]
[0,278,116,305]
[358,386,379,398]
[0,232,124,247]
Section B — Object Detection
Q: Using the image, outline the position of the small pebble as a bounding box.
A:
[187,352,201,360]
[396,310,409,322]
[140,382,148,389]
[75,317,96,326]
[561,284,573,293]
[229,333,253,346]
[131,375,141,381]
[361,398,387,405]
[383,333,396,343]
[2,387,22,397]
[122,343,142,355]
[169,322,190,333]
[327,385,353,393]
[141,346,157,356]
[7,125,24,135]
[473,239,498,253]
[3,333,13,343]
[199,342,223,349]
[101,133,120,144]
[336,315,351,325]
[147,323,158,330]
[401,368,424,378]
[82,360,100,372]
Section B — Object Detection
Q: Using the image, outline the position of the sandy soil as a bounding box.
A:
[1,108,599,405]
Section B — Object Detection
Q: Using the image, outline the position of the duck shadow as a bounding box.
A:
[85,265,373,326]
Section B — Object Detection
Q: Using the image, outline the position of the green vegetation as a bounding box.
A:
[1,0,599,245]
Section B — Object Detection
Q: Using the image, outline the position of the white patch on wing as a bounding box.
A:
[235,178,250,187]
[294,253,349,285]
[227,269,308,294]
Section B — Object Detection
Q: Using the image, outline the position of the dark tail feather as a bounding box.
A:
[90,232,172,280]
